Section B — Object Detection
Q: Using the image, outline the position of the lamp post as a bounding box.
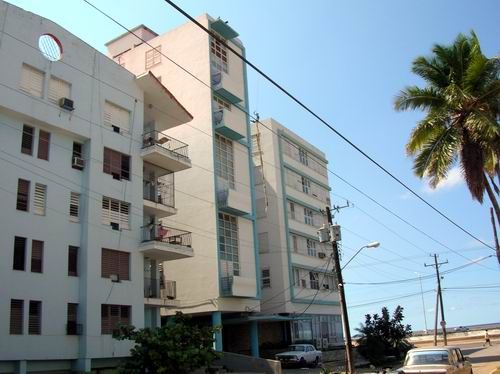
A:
[341,241,380,270]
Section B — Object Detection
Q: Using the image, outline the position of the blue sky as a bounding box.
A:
[9,0,500,332]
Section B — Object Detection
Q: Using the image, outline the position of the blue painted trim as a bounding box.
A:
[278,134,295,304]
[280,132,328,164]
[214,122,245,141]
[210,19,239,40]
[212,311,223,351]
[288,229,318,241]
[286,195,322,213]
[283,163,331,191]
[242,45,261,300]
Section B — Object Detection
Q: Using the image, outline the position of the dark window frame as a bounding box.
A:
[13,236,26,271]
[16,179,30,212]
[28,300,42,335]
[68,246,79,276]
[103,147,130,181]
[21,125,34,155]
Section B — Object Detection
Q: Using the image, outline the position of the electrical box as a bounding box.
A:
[330,225,341,242]
[317,225,330,243]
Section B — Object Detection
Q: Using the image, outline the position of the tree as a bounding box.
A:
[394,31,500,224]
[113,312,220,374]
[356,306,413,365]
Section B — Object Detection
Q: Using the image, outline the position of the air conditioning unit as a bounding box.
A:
[318,252,326,259]
[112,125,120,133]
[110,274,120,282]
[322,284,330,290]
[59,97,74,111]
[110,222,120,231]
[72,156,85,170]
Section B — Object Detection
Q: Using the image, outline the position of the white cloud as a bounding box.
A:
[423,167,463,193]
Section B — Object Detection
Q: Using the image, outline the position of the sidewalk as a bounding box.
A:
[469,343,500,374]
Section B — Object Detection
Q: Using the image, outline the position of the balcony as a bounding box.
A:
[216,177,251,216]
[213,108,246,141]
[211,71,242,105]
[141,131,191,172]
[220,276,256,298]
[140,224,194,262]
[143,179,176,218]
[144,277,179,307]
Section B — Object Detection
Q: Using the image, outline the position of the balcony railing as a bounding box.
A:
[142,224,192,248]
[144,277,176,299]
[142,130,189,162]
[143,179,174,208]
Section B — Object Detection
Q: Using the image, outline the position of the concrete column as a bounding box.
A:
[15,361,26,374]
[74,358,91,373]
[212,311,223,351]
[250,321,259,357]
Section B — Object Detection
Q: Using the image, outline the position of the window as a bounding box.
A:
[20,64,44,98]
[13,236,26,271]
[37,130,50,160]
[282,138,328,177]
[16,179,30,212]
[31,240,43,273]
[101,197,130,230]
[101,304,130,334]
[213,95,231,111]
[309,272,320,290]
[103,148,130,181]
[288,201,295,220]
[104,101,130,133]
[28,300,42,335]
[48,76,70,104]
[304,208,314,225]
[101,248,130,281]
[299,148,308,166]
[145,46,161,69]
[293,268,301,287]
[210,37,228,73]
[69,192,80,222]
[215,134,235,189]
[301,176,311,194]
[218,213,239,276]
[261,268,271,288]
[258,232,269,253]
[67,303,79,335]
[292,235,298,253]
[10,299,23,335]
[21,125,34,155]
[307,239,317,257]
[68,246,78,276]
[33,183,46,216]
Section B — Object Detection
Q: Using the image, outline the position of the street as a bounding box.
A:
[283,342,500,374]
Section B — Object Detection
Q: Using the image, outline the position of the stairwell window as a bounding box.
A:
[20,64,44,98]
[69,192,80,222]
[31,240,44,273]
[33,183,46,216]
[10,299,24,335]
[210,37,228,73]
[261,268,271,288]
[218,213,239,276]
[104,101,130,134]
[103,148,130,181]
[215,134,235,189]
[21,125,34,155]
[101,196,130,230]
[16,179,30,212]
[145,46,161,69]
[28,300,42,335]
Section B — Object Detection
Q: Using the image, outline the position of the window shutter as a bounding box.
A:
[28,300,41,335]
[10,299,24,334]
[48,76,70,103]
[13,236,26,271]
[101,304,110,334]
[20,64,44,97]
[31,240,43,273]
[16,179,30,211]
[101,197,110,225]
[109,199,120,225]
[120,202,130,230]
[21,125,34,155]
[103,148,111,175]
[37,130,50,161]
[101,248,114,279]
[33,183,46,215]
[119,251,130,281]
[68,246,78,276]
[101,248,129,280]
[104,101,130,133]
[69,192,80,222]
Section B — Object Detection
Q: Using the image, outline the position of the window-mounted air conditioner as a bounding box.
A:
[59,97,74,111]
[72,156,85,170]
[110,274,120,282]
[318,252,326,259]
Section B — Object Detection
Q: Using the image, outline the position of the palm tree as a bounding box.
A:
[395,31,500,225]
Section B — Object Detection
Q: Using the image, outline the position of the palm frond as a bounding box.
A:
[460,131,486,202]
[412,56,449,88]
[394,86,444,111]
[406,111,449,155]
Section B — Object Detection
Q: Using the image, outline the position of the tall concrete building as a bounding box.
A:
[0,2,194,372]
[106,16,261,354]
[252,118,343,349]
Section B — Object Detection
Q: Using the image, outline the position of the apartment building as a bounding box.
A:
[252,118,344,349]
[0,2,193,373]
[106,16,260,355]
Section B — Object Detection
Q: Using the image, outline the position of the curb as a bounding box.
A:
[489,368,500,374]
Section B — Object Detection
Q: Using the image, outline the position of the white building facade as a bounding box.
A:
[106,16,261,355]
[252,118,344,349]
[0,2,194,373]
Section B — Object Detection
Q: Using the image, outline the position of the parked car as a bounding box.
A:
[395,347,472,374]
[275,344,322,367]
[454,326,470,332]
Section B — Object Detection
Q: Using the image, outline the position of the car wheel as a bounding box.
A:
[299,357,306,367]
[313,357,320,367]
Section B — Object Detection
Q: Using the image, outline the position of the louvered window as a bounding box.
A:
[101,304,131,335]
[48,76,70,104]
[33,183,46,215]
[101,196,130,230]
[104,101,130,133]
[68,246,78,276]
[103,148,130,181]
[16,179,30,212]
[67,303,79,335]
[145,46,161,69]
[69,192,80,222]
[31,240,43,273]
[10,299,23,335]
[13,236,26,271]
[37,130,50,161]
[21,125,34,155]
[101,248,130,280]
[20,64,44,97]
[261,268,271,288]
[28,300,41,335]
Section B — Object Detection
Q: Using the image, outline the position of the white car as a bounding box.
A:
[397,347,473,374]
[275,344,322,367]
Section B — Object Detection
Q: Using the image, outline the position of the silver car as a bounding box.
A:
[398,347,473,374]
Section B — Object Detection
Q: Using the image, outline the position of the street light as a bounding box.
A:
[341,241,380,270]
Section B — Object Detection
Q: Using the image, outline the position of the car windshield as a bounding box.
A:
[288,345,306,352]
[405,351,450,365]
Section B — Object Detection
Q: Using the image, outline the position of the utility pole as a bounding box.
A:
[425,254,448,346]
[416,273,428,333]
[323,206,355,374]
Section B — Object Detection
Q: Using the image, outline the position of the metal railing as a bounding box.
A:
[142,130,189,161]
[162,280,177,300]
[143,179,175,208]
[142,225,192,248]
